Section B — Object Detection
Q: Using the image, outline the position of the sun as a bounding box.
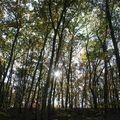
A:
[54,70,60,78]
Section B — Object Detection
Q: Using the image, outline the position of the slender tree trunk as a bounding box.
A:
[101,40,108,118]
[65,46,73,109]
[0,27,19,108]
[29,34,48,109]
[41,1,67,119]
[61,72,64,108]
[105,0,120,79]
[52,80,57,113]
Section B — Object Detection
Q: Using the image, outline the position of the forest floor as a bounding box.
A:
[0,108,120,120]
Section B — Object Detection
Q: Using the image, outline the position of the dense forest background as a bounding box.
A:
[0,0,120,120]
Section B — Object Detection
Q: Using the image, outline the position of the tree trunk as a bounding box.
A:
[105,0,120,79]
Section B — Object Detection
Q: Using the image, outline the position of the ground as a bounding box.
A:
[0,108,120,120]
